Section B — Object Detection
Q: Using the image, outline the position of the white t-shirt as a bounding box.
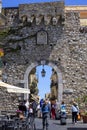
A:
[29,108,33,113]
[25,101,29,109]
[71,105,79,112]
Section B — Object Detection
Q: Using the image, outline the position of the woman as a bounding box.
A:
[71,102,79,124]
[51,104,56,119]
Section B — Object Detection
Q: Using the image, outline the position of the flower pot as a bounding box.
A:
[83,115,87,123]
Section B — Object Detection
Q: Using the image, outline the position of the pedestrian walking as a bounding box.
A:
[71,102,79,124]
[28,103,36,130]
[32,100,38,118]
[25,99,29,117]
[60,101,66,113]
[55,99,60,120]
[60,101,67,125]
[41,99,51,130]
[51,104,56,119]
[40,98,44,118]
[37,103,41,118]
[18,101,27,118]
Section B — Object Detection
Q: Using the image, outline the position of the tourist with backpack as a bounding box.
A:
[41,99,51,130]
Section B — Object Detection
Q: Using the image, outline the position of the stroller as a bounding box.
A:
[60,110,67,125]
[55,110,61,120]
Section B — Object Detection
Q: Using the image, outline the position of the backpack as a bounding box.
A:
[42,103,50,113]
[32,101,38,117]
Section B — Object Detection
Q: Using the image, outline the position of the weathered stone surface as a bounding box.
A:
[0,2,87,113]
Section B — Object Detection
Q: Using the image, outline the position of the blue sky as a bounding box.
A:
[36,65,52,99]
[2,0,87,7]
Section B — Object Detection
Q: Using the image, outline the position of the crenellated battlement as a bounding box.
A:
[1,1,65,26]
[19,2,64,25]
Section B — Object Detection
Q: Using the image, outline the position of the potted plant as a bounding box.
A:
[76,95,87,123]
[82,111,87,123]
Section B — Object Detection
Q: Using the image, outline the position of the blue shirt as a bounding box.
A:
[60,104,66,112]
[41,103,50,113]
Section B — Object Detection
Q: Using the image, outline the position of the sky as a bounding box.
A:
[2,0,87,7]
[2,0,87,99]
[36,65,52,99]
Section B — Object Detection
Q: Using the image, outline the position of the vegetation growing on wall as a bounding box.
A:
[76,95,87,111]
[29,81,39,102]
[0,29,9,41]
[0,26,36,44]
[30,81,38,95]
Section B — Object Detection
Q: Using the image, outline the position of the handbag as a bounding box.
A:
[77,113,81,121]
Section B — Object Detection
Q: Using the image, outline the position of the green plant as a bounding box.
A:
[82,95,87,103]
[81,110,87,116]
[84,111,87,115]
[0,29,9,41]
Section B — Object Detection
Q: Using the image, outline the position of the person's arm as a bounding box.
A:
[48,104,51,113]
[77,105,79,113]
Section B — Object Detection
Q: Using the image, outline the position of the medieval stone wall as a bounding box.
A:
[62,11,87,110]
[0,2,87,112]
[19,2,64,19]
[2,7,19,26]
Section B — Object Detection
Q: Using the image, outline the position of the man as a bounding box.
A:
[41,99,51,130]
[25,99,29,117]
[32,100,38,117]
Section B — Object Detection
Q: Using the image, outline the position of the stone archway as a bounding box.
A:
[23,61,63,104]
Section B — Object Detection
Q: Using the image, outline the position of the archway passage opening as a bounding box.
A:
[28,65,59,102]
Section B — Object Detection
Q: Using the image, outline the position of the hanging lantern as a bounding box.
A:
[41,65,46,77]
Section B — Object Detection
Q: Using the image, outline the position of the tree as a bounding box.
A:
[30,81,38,95]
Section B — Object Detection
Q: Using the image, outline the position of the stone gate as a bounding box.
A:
[0,1,87,111]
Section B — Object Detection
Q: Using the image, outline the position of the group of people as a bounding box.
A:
[17,99,37,118]
[59,101,80,124]
[37,99,59,120]
[17,98,80,130]
[17,98,50,130]
[39,99,80,129]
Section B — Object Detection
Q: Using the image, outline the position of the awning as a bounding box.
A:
[0,80,30,94]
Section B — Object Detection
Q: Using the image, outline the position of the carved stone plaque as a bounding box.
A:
[37,30,48,44]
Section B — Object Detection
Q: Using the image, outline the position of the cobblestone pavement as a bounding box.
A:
[35,118,87,130]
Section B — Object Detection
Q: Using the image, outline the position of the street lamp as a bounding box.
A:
[41,65,46,77]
